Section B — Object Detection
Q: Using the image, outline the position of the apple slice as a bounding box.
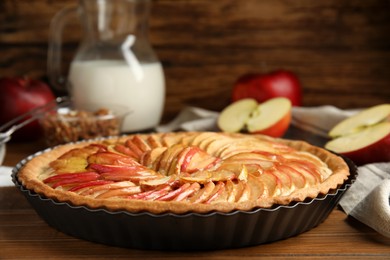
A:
[277,165,307,189]
[246,97,291,137]
[205,182,226,203]
[259,172,281,197]
[218,98,258,133]
[128,185,172,201]
[69,180,114,192]
[325,122,390,165]
[155,183,192,201]
[78,181,136,196]
[174,182,201,201]
[43,172,100,189]
[218,97,292,137]
[189,181,216,203]
[329,104,390,138]
[87,152,140,166]
[96,186,142,199]
[325,103,390,165]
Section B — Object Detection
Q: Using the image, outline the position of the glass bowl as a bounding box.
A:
[39,102,129,147]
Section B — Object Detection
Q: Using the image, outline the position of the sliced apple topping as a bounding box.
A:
[222,152,277,170]
[205,182,226,204]
[155,144,186,175]
[174,182,201,201]
[276,165,307,189]
[155,182,192,201]
[43,171,100,189]
[140,147,167,168]
[87,151,140,166]
[42,132,336,207]
[139,175,175,188]
[180,169,235,183]
[203,135,234,155]
[237,165,248,182]
[78,181,136,196]
[246,174,267,201]
[110,144,139,159]
[49,144,102,173]
[69,180,114,192]
[96,186,143,199]
[99,169,160,182]
[128,185,172,200]
[286,162,321,186]
[189,181,216,203]
[259,171,282,197]
[146,135,163,148]
[179,147,220,173]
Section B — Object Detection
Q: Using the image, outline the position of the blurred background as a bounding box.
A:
[1,0,390,122]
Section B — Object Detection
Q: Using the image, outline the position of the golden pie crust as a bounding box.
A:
[18,132,350,214]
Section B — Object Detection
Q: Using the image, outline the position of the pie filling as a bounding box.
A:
[18,132,350,214]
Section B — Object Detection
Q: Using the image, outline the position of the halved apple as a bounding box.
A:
[218,98,258,133]
[325,104,390,165]
[218,97,292,137]
[329,104,390,138]
[325,122,390,165]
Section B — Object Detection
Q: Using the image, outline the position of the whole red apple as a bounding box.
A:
[232,70,302,106]
[0,77,55,141]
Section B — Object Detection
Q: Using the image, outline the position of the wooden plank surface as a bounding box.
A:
[1,180,390,259]
[1,0,390,122]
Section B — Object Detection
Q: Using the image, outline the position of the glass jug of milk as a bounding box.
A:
[48,0,165,133]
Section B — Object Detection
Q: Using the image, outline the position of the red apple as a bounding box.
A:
[246,97,292,137]
[0,77,56,141]
[325,104,390,165]
[232,70,302,106]
[218,98,258,133]
[218,97,292,137]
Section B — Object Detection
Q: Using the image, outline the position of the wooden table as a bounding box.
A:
[1,140,390,259]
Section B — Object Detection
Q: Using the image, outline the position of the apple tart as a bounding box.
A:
[18,132,350,214]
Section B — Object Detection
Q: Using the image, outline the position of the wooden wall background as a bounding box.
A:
[1,0,390,122]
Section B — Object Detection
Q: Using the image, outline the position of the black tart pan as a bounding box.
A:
[12,149,357,251]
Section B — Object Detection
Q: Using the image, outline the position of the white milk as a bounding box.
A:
[68,60,165,132]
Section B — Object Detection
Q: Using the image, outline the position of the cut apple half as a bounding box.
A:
[246,97,292,137]
[217,98,258,133]
[325,122,390,165]
[325,103,390,165]
[218,97,292,137]
[329,104,390,138]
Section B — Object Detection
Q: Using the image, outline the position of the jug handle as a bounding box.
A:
[47,6,78,93]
